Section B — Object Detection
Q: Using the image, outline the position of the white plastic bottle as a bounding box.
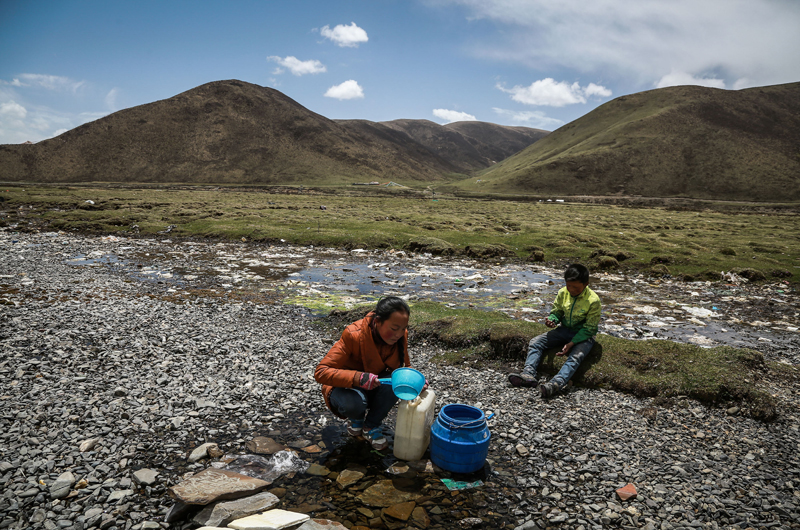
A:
[393,388,436,461]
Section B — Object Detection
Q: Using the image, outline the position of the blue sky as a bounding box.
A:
[2,0,799,144]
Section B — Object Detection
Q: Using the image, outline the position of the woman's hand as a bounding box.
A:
[357,372,381,390]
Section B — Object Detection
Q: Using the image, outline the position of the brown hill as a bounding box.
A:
[0,80,545,185]
[377,119,547,173]
[460,82,800,202]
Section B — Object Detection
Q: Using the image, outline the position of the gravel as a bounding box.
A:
[2,231,799,530]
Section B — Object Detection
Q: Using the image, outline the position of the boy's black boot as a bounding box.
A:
[508,372,538,388]
[539,381,560,399]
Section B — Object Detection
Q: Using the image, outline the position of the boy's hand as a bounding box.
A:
[545,318,557,328]
[557,342,574,356]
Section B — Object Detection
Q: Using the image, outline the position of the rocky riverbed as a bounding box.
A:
[2,231,800,530]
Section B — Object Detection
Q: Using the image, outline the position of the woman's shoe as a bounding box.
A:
[363,426,389,450]
[347,419,363,437]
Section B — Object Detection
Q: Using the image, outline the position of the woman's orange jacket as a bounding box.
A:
[314,312,410,417]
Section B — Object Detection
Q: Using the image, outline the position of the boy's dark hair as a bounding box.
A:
[564,263,590,284]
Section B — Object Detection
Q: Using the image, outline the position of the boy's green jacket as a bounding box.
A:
[548,286,602,344]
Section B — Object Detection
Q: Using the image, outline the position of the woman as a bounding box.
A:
[314,296,413,450]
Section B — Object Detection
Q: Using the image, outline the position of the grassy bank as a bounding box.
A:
[325,302,793,421]
[1,185,798,283]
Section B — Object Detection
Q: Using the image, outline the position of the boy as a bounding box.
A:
[508,263,601,398]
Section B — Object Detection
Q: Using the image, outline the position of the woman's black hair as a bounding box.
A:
[372,296,410,360]
[374,296,411,322]
[565,263,590,284]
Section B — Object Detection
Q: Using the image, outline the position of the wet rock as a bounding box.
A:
[306,464,330,476]
[411,506,430,528]
[245,436,285,455]
[169,469,270,505]
[358,480,423,507]
[296,520,348,530]
[384,501,415,521]
[336,468,365,489]
[227,509,309,530]
[459,517,483,528]
[192,492,280,527]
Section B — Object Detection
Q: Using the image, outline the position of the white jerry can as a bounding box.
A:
[393,388,436,461]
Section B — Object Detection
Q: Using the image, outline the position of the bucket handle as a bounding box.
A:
[446,412,495,431]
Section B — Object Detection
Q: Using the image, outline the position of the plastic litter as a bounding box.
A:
[223,450,309,482]
[441,478,483,491]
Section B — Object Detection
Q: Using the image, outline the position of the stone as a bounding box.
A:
[336,469,364,489]
[616,483,638,501]
[411,507,430,528]
[132,468,159,486]
[84,508,104,528]
[169,469,270,505]
[305,464,330,476]
[459,518,483,528]
[245,437,286,455]
[79,438,99,452]
[192,492,280,527]
[165,501,195,523]
[188,442,219,463]
[49,471,76,499]
[295,520,348,530]
[384,501,416,521]
[515,444,528,456]
[358,480,423,508]
[107,489,133,503]
[227,509,309,530]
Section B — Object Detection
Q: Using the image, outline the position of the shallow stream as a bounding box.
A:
[62,235,799,363]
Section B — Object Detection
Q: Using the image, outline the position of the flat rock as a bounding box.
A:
[305,463,330,476]
[188,442,219,463]
[227,509,309,530]
[245,437,285,455]
[132,468,159,486]
[296,519,348,530]
[384,501,416,521]
[169,469,269,505]
[616,483,638,501]
[49,471,75,499]
[336,469,364,489]
[107,489,133,503]
[358,480,423,508]
[192,491,280,527]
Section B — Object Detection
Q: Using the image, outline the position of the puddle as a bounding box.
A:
[61,237,799,358]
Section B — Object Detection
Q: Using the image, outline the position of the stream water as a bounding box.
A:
[65,237,800,363]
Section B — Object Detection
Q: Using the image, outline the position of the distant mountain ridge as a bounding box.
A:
[459,82,800,202]
[0,80,547,185]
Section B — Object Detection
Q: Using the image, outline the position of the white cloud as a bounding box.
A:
[493,108,563,130]
[11,73,86,92]
[655,71,726,89]
[497,78,611,107]
[433,0,800,89]
[105,88,119,111]
[268,55,327,76]
[0,101,27,120]
[324,80,364,100]
[320,22,368,47]
[433,109,477,123]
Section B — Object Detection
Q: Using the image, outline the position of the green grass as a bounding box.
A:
[325,301,783,421]
[2,185,797,283]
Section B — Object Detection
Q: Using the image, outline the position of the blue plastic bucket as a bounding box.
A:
[430,404,491,473]
[379,368,425,401]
